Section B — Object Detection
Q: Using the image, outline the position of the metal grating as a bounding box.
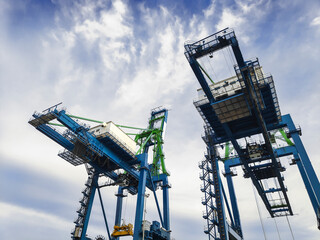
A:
[28,112,57,127]
[58,149,88,166]
[212,94,251,123]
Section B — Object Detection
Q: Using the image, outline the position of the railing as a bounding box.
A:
[184,28,235,60]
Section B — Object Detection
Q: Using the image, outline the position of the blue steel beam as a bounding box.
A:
[55,110,140,180]
[224,145,298,169]
[222,126,274,215]
[81,173,98,240]
[162,175,170,231]
[31,109,151,193]
[184,28,236,60]
[206,132,229,240]
[211,121,287,145]
[150,174,171,231]
[36,124,74,150]
[282,114,320,218]
[221,182,235,228]
[133,153,148,240]
[97,187,112,240]
[114,187,125,230]
[224,165,242,236]
[189,57,215,103]
[293,153,319,214]
[147,170,165,228]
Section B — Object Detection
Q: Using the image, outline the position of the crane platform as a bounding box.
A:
[28,105,141,189]
[194,59,281,142]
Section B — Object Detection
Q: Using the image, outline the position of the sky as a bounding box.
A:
[1,0,320,239]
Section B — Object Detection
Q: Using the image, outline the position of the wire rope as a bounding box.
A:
[252,182,268,240]
[222,48,234,77]
[225,46,235,73]
[227,45,237,67]
[285,215,295,240]
[273,218,282,240]
[207,54,219,82]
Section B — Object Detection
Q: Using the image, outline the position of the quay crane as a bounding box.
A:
[28,27,320,240]
[184,28,320,240]
[28,104,171,240]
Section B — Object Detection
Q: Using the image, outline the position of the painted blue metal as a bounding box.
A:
[224,165,242,236]
[147,170,165,228]
[133,153,148,240]
[114,187,125,228]
[282,114,320,217]
[189,57,215,103]
[209,142,228,240]
[162,175,170,231]
[221,182,235,228]
[97,187,112,240]
[81,172,98,240]
[143,221,170,240]
[36,123,74,150]
[294,152,319,216]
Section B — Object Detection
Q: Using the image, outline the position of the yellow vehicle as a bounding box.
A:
[111,223,134,237]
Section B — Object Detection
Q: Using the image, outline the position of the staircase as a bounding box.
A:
[71,166,96,239]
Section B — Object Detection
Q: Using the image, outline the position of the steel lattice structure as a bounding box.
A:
[184,28,320,240]
[29,106,171,240]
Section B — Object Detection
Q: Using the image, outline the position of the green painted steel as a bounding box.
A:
[66,114,104,123]
[225,142,230,160]
[116,124,147,131]
[63,114,145,134]
[196,60,214,84]
[134,114,169,176]
[279,129,294,146]
[48,122,64,127]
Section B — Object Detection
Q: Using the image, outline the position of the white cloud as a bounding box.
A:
[203,0,215,18]
[311,16,320,26]
[0,201,70,228]
[1,0,320,240]
[0,201,71,239]
[112,6,193,117]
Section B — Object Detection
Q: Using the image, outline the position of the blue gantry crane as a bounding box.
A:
[28,104,171,240]
[184,28,320,239]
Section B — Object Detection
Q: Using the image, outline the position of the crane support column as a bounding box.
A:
[282,114,320,216]
[162,175,170,231]
[206,133,229,240]
[133,153,148,240]
[224,165,242,237]
[81,173,98,240]
[189,57,215,103]
[113,186,126,240]
[293,153,319,214]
